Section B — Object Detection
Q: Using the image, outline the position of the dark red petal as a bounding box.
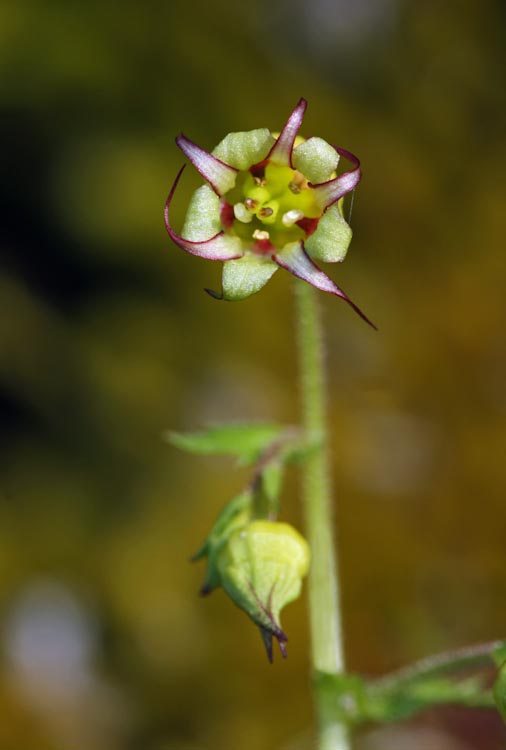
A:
[204,287,224,300]
[296,216,319,237]
[176,134,238,196]
[164,166,244,261]
[311,146,362,210]
[266,98,307,168]
[273,242,377,329]
[220,201,235,230]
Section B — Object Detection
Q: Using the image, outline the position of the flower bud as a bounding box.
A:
[216,520,310,661]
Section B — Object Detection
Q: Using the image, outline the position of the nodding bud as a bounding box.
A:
[216,520,310,660]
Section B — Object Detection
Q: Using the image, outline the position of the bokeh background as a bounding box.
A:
[1,0,505,748]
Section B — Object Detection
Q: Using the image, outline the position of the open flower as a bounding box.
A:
[165,98,374,327]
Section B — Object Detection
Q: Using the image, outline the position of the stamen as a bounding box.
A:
[253,229,270,241]
[259,207,274,218]
[244,197,258,211]
[253,176,267,187]
[282,209,304,227]
[288,171,306,194]
[233,202,253,223]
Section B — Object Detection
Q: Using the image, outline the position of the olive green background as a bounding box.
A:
[0,1,505,748]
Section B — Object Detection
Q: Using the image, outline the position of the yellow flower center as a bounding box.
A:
[224,162,321,251]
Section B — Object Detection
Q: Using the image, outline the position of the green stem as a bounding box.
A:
[294,280,350,750]
[369,639,505,694]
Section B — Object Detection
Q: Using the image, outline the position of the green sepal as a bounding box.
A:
[222,253,278,301]
[292,137,339,184]
[304,204,352,263]
[165,422,285,464]
[212,128,275,171]
[181,184,221,240]
[193,490,253,595]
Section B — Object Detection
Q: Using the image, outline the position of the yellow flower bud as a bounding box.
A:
[217,520,310,661]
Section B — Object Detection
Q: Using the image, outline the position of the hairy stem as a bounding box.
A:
[369,639,506,694]
[294,280,350,750]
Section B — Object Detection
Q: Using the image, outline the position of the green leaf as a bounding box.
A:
[365,676,493,724]
[316,670,495,728]
[492,642,506,668]
[493,661,506,721]
[165,422,285,463]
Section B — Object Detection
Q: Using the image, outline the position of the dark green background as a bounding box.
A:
[1,1,505,748]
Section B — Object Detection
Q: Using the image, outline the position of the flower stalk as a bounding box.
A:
[294,280,350,750]
[165,99,506,748]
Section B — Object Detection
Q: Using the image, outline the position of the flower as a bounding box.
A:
[165,98,375,327]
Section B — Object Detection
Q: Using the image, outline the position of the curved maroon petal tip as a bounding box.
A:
[267,98,307,168]
[259,625,288,662]
[204,287,224,300]
[311,146,362,210]
[260,627,274,663]
[164,166,243,261]
[273,242,377,329]
[176,133,238,196]
[199,583,213,597]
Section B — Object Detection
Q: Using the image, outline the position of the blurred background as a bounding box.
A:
[0,0,505,748]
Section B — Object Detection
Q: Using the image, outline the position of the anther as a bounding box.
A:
[259,207,274,218]
[233,203,253,223]
[281,209,304,227]
[252,229,270,241]
[289,171,305,194]
[253,176,267,187]
[244,197,258,211]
